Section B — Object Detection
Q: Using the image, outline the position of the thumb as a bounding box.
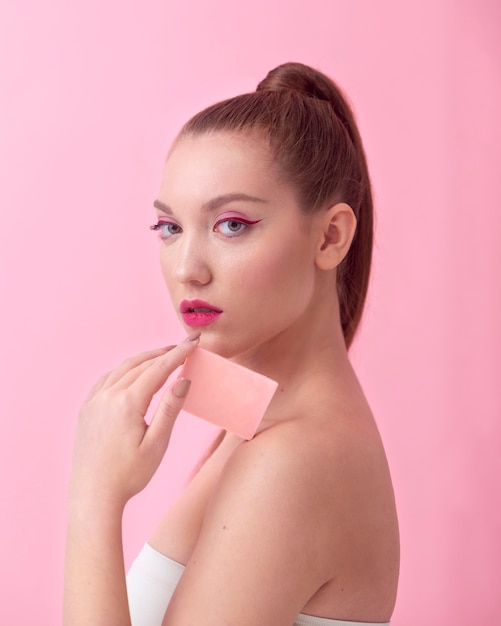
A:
[143,377,191,452]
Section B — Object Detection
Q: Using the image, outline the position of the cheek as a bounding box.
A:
[158,248,176,295]
[159,249,168,281]
[238,236,315,300]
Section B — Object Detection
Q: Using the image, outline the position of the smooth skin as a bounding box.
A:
[64,131,399,626]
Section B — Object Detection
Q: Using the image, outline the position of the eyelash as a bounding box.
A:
[149,218,262,239]
[149,221,182,238]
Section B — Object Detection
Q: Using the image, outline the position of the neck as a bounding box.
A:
[230,279,352,394]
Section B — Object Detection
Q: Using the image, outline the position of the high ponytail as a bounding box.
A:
[180,62,374,348]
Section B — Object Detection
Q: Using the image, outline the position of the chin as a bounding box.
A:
[197,330,257,361]
[196,333,233,358]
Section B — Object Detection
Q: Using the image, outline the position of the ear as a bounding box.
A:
[314,202,357,271]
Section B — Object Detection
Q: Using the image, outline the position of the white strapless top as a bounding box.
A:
[126,543,389,626]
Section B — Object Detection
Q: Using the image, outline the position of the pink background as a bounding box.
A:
[1,0,500,623]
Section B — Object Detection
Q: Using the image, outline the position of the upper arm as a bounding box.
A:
[162,427,334,626]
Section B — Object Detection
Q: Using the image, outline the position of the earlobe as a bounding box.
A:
[315,203,357,271]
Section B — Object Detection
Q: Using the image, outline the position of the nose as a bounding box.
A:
[171,235,212,286]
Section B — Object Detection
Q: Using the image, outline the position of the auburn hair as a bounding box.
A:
[179,62,373,348]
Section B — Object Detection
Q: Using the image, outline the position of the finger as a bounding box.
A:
[117,346,176,389]
[103,346,174,389]
[142,377,191,453]
[132,336,199,411]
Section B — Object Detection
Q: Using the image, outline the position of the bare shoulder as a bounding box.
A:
[204,406,398,578]
[164,404,399,624]
[223,401,394,503]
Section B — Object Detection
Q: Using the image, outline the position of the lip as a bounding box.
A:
[180,299,223,328]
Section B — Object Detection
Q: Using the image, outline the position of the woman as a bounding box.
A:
[64,62,399,625]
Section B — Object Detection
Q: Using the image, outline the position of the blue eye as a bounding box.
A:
[216,219,248,236]
[150,221,182,239]
[214,217,262,237]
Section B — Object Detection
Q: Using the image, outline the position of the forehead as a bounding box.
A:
[158,132,286,203]
[169,130,273,165]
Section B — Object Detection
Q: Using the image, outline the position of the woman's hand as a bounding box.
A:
[68,334,200,510]
[64,337,199,626]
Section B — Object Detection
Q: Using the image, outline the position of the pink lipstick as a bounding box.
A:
[180,299,223,327]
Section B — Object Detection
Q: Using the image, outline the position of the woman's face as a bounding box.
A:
[154,132,323,359]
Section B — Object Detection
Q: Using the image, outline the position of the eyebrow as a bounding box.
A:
[153,193,267,215]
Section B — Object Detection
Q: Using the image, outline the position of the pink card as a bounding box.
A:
[179,347,278,440]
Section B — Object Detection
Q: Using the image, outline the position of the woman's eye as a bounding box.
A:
[215,217,262,237]
[150,221,182,239]
[216,219,247,236]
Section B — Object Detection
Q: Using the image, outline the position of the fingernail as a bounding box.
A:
[185,332,201,343]
[172,377,191,398]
